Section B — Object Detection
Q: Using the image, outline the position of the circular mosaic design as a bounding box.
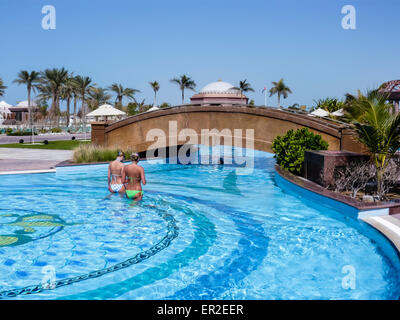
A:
[0,209,76,247]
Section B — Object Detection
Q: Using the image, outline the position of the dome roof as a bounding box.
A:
[199,80,239,94]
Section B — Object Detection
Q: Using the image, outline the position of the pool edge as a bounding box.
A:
[274,164,400,256]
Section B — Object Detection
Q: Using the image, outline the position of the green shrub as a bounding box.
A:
[311,97,344,113]
[272,128,329,175]
[159,102,171,109]
[6,130,38,136]
[5,128,12,135]
[51,127,62,133]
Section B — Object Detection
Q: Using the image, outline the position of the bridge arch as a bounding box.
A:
[91,105,363,154]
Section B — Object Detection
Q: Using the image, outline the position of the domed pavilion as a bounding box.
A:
[379,80,400,112]
[190,80,248,105]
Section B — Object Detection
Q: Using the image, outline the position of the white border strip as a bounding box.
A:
[371,216,400,236]
[358,208,389,218]
[0,169,56,175]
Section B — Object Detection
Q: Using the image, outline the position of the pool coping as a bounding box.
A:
[0,160,120,175]
[361,216,400,253]
[55,160,112,167]
[0,157,159,175]
[0,169,56,175]
[275,164,400,254]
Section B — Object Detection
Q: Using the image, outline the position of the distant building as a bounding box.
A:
[0,101,12,124]
[8,100,38,122]
[379,80,400,113]
[190,80,248,105]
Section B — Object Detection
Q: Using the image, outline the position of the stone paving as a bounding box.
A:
[0,148,73,173]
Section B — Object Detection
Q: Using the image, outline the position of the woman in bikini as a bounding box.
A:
[108,151,126,193]
[122,152,146,201]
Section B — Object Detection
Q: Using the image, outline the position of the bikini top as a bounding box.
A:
[128,176,141,183]
[111,173,122,177]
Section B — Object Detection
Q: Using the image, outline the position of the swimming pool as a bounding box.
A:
[0,149,399,299]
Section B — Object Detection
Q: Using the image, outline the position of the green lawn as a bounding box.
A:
[0,140,91,150]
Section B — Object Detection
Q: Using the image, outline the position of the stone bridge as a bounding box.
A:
[91,105,364,154]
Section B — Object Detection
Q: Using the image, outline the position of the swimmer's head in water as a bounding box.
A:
[130,152,139,162]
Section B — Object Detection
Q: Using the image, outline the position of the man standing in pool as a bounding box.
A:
[107,151,126,193]
[122,152,146,201]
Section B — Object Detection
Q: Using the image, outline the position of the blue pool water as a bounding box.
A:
[0,149,399,299]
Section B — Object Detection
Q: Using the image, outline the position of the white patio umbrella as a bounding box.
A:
[85,104,126,141]
[309,108,330,117]
[146,106,160,112]
[86,104,126,121]
[331,108,344,117]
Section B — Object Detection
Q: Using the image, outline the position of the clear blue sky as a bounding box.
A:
[0,0,399,109]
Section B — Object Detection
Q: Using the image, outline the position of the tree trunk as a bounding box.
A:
[66,96,71,127]
[394,101,399,114]
[154,91,157,107]
[27,87,34,144]
[376,167,383,199]
[57,96,61,127]
[51,92,56,125]
[277,94,281,108]
[73,95,77,127]
[375,153,387,199]
[181,89,184,105]
[82,97,87,140]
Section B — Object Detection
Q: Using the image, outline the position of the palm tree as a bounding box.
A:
[38,104,49,120]
[69,78,80,127]
[149,81,160,106]
[343,89,380,122]
[87,87,112,109]
[72,75,92,139]
[0,78,7,97]
[36,83,52,126]
[170,75,196,105]
[349,91,400,199]
[312,97,344,113]
[232,79,255,104]
[269,78,292,108]
[108,83,140,108]
[39,68,69,123]
[126,99,149,115]
[13,70,41,143]
[136,99,149,113]
[60,76,77,127]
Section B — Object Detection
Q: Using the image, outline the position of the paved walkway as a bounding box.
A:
[0,133,87,144]
[0,148,73,173]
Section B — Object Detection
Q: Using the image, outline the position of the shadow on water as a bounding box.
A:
[222,170,243,197]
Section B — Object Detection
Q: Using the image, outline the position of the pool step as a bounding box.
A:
[362,215,400,252]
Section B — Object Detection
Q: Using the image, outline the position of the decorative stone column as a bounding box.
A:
[91,121,110,146]
[394,100,399,113]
